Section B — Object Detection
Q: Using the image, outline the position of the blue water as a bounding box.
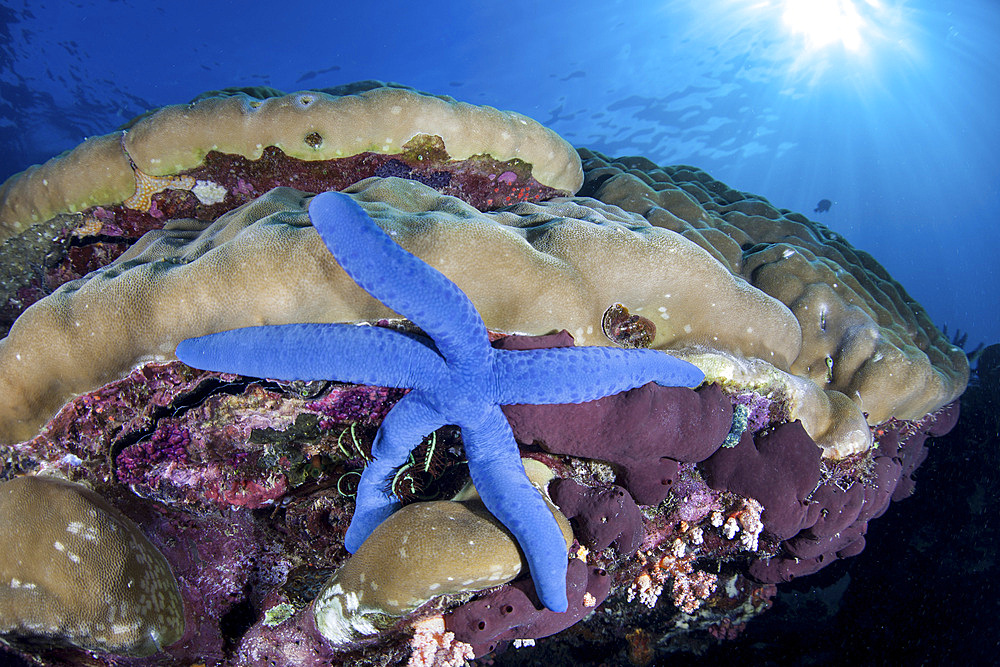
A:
[1,0,997,348]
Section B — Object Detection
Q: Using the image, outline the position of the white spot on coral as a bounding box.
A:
[67,521,99,541]
[53,541,65,552]
[428,583,441,591]
[683,324,692,333]
[192,180,227,205]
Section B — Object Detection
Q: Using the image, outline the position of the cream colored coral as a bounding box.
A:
[0,151,968,460]
[580,149,968,430]
[0,86,583,239]
[312,459,571,645]
[0,475,184,656]
[0,177,798,444]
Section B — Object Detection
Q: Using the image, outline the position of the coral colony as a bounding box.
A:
[0,83,968,666]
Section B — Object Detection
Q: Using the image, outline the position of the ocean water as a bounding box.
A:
[0,1,997,665]
[2,0,997,349]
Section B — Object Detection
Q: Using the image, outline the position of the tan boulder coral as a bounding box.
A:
[0,178,799,445]
[0,136,968,461]
[312,459,573,645]
[0,475,184,656]
[578,150,968,445]
[0,82,583,240]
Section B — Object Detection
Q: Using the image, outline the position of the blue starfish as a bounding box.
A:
[175,191,705,612]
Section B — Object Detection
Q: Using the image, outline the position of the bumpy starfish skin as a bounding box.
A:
[176,191,705,612]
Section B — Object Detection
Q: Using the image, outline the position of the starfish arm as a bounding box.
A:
[463,406,570,613]
[309,192,490,373]
[344,390,447,552]
[493,346,705,405]
[176,323,447,390]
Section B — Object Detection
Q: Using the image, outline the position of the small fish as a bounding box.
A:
[814,199,832,213]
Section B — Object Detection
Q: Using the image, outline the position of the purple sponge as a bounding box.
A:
[550,479,644,557]
[801,483,866,539]
[504,383,733,506]
[445,558,611,658]
[746,402,960,584]
[784,521,867,560]
[749,551,832,583]
[492,329,576,352]
[858,456,903,522]
[700,422,822,540]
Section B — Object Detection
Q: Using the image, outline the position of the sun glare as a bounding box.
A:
[670,0,913,86]
[782,0,867,52]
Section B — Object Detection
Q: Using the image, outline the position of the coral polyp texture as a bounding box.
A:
[0,476,184,656]
[0,83,967,666]
[0,81,582,240]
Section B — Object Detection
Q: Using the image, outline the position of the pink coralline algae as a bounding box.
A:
[406,616,475,667]
[116,425,190,485]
